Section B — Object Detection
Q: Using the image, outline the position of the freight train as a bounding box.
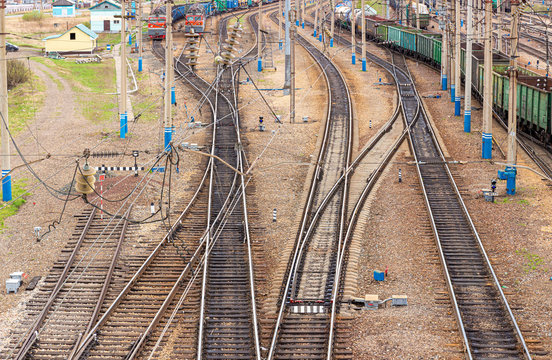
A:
[335,6,551,144]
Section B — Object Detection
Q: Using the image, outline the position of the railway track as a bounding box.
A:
[325,18,533,359]
[265,10,353,360]
[2,206,132,360]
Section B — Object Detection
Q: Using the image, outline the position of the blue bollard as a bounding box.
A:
[2,170,12,202]
[482,132,492,159]
[302,21,305,29]
[107,44,111,51]
[330,38,334,47]
[352,52,356,65]
[128,34,132,45]
[318,34,322,42]
[455,97,461,116]
[164,127,172,151]
[451,84,455,103]
[138,56,143,72]
[441,74,447,90]
[258,57,262,72]
[120,112,127,139]
[314,29,317,37]
[279,40,283,50]
[296,20,299,26]
[171,86,175,105]
[362,57,366,71]
[464,109,471,133]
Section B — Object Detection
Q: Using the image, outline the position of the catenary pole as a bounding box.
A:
[284,0,291,94]
[482,0,493,158]
[258,0,263,71]
[361,0,366,70]
[497,0,502,51]
[278,0,282,49]
[464,0,473,131]
[291,7,296,123]
[138,0,143,72]
[450,0,455,103]
[416,0,420,29]
[454,0,461,115]
[120,0,128,139]
[504,0,519,194]
[441,0,448,90]
[330,0,334,46]
[164,0,173,150]
[351,0,355,64]
[0,0,11,201]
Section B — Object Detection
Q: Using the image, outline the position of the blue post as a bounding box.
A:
[128,34,132,45]
[441,74,447,90]
[352,52,356,65]
[164,127,172,151]
[257,57,262,72]
[138,56,143,72]
[362,57,366,71]
[302,21,305,29]
[171,86,175,105]
[120,112,127,139]
[482,132,492,159]
[464,109,471,132]
[451,84,455,103]
[455,96,461,116]
[330,38,334,47]
[279,40,283,50]
[2,170,12,202]
[318,34,322,42]
[314,29,317,37]
[296,20,299,26]
[107,44,111,51]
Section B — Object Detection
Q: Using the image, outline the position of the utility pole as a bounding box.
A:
[284,0,291,94]
[301,0,305,29]
[278,0,282,50]
[440,0,448,90]
[0,0,11,201]
[313,0,319,38]
[351,0,355,64]
[386,0,389,19]
[138,0,143,72]
[257,0,262,71]
[464,0,473,132]
[361,0,366,71]
[416,0,420,29]
[295,0,299,25]
[501,0,520,194]
[330,0,334,46]
[164,0,173,150]
[290,8,296,123]
[454,0,461,115]
[482,0,493,159]
[450,0,455,104]
[120,0,128,139]
[497,0,502,51]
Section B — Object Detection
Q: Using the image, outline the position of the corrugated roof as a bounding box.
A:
[89,0,120,10]
[42,24,98,41]
[52,0,74,6]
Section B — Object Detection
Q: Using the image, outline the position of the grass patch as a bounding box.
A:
[518,199,530,205]
[516,248,545,273]
[7,74,46,136]
[97,33,122,47]
[0,179,30,231]
[31,56,117,123]
[22,10,45,22]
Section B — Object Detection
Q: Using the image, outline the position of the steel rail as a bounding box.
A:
[14,207,97,360]
[68,206,132,359]
[265,9,353,360]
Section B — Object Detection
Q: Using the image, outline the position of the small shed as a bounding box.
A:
[43,24,98,54]
[90,0,122,33]
[52,0,76,17]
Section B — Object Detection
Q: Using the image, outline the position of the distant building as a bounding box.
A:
[43,24,98,53]
[52,0,76,17]
[89,0,122,33]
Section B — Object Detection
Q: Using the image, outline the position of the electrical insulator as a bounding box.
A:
[218,22,243,66]
[185,29,201,69]
[76,164,97,195]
